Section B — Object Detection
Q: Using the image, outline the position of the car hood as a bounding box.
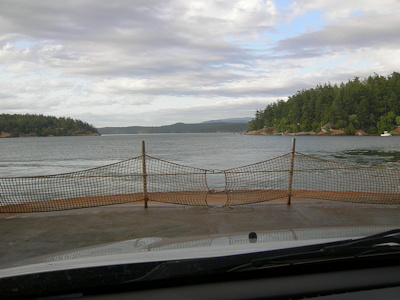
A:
[0,225,398,278]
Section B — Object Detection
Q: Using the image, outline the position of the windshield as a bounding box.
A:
[0,0,400,298]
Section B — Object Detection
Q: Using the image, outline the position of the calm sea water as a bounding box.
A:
[1,134,399,180]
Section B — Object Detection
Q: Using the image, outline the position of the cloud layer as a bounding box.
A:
[1,0,399,126]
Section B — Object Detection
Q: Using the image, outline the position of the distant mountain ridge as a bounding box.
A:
[201,117,252,124]
[98,118,251,134]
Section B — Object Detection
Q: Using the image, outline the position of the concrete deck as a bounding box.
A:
[1,198,400,269]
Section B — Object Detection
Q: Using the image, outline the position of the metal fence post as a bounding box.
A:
[287,138,296,205]
[141,140,148,208]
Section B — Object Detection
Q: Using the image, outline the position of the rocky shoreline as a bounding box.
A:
[246,128,400,136]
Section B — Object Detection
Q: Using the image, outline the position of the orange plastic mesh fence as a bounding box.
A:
[143,155,209,206]
[0,152,399,212]
[224,152,400,206]
[0,157,144,212]
[0,155,209,212]
[224,154,292,205]
[290,153,399,204]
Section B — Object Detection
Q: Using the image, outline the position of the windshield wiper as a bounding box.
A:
[323,228,400,255]
[229,228,400,272]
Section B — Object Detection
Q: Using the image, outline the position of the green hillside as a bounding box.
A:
[0,114,99,137]
[98,122,248,134]
[249,72,400,135]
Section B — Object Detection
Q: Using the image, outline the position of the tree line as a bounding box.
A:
[248,72,400,134]
[0,114,99,137]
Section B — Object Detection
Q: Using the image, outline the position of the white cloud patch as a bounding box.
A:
[0,0,399,126]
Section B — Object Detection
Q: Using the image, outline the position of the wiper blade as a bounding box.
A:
[229,228,400,272]
[323,228,400,255]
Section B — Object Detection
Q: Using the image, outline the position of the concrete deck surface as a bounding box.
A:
[1,198,400,269]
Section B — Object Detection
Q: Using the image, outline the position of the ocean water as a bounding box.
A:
[1,133,399,179]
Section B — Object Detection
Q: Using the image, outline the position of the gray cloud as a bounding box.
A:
[274,12,400,56]
[0,0,399,126]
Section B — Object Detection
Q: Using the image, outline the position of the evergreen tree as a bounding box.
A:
[0,114,99,137]
[248,72,400,134]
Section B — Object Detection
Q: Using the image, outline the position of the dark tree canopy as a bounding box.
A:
[248,72,400,134]
[0,114,99,137]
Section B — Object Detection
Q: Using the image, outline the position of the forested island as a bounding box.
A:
[0,114,99,137]
[248,72,400,135]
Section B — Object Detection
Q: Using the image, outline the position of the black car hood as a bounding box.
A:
[1,225,398,279]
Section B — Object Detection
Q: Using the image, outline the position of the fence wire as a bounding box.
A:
[224,152,400,206]
[143,155,209,206]
[0,152,399,212]
[290,153,400,204]
[0,157,144,212]
[0,155,209,212]
[224,154,292,205]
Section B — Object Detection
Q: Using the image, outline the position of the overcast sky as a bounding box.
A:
[1,0,399,127]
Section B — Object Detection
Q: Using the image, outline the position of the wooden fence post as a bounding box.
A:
[287,138,296,205]
[141,140,148,208]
